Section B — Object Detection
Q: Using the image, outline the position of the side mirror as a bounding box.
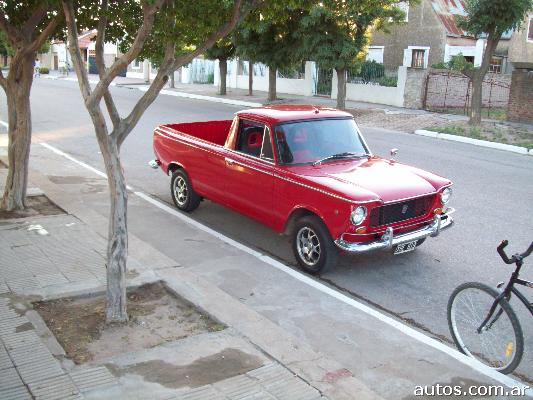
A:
[390,148,398,163]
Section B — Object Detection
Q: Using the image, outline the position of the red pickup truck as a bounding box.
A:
[151,105,454,273]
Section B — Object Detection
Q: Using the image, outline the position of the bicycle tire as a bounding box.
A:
[447,282,524,374]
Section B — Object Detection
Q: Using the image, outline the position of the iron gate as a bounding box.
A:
[423,71,510,116]
[314,66,332,96]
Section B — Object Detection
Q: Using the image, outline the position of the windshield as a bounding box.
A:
[273,118,369,165]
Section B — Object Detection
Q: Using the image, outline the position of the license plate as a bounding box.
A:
[394,240,418,255]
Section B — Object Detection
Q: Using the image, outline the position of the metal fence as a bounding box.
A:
[347,62,398,87]
[189,59,215,84]
[423,70,511,115]
[277,63,306,80]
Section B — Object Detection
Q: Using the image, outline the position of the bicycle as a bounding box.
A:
[447,240,533,374]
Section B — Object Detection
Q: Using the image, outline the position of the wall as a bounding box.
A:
[330,66,407,107]
[508,13,533,67]
[371,0,447,70]
[214,60,315,96]
[444,39,484,66]
[50,43,71,69]
[507,70,533,124]
[403,68,428,109]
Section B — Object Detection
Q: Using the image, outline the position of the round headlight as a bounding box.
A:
[440,187,452,205]
[350,206,367,225]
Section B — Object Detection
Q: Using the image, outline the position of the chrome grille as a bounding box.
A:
[369,196,433,227]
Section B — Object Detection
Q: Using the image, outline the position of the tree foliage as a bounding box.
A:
[296,0,408,108]
[205,37,235,61]
[457,0,532,37]
[235,2,308,100]
[235,9,305,71]
[297,0,407,71]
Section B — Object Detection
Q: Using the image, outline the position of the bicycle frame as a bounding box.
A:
[477,259,533,333]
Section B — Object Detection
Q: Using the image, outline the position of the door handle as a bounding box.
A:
[225,157,235,166]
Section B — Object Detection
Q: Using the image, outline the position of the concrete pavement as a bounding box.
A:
[1,134,532,399]
[0,158,376,399]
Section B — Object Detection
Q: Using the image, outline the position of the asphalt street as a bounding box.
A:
[1,78,533,380]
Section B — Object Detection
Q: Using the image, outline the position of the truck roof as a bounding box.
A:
[236,105,353,125]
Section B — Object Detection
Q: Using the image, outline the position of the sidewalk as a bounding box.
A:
[0,161,375,399]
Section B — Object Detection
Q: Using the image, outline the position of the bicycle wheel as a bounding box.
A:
[447,282,524,374]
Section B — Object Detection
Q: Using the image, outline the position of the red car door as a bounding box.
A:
[224,119,276,228]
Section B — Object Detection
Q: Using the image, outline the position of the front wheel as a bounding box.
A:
[447,282,524,374]
[170,169,201,212]
[292,216,338,274]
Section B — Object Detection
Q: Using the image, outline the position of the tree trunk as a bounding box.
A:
[336,68,347,110]
[469,72,484,125]
[268,66,277,102]
[1,54,34,211]
[100,135,129,323]
[469,35,500,125]
[219,58,227,95]
[248,61,253,96]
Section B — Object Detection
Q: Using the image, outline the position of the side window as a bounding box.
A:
[236,119,265,158]
[260,127,274,161]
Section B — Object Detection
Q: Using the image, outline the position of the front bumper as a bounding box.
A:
[334,209,455,254]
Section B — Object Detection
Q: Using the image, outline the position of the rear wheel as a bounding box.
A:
[170,169,201,212]
[447,282,523,374]
[292,216,338,274]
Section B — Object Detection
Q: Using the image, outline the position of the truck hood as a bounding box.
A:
[291,157,451,203]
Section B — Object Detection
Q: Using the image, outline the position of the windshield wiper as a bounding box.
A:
[313,152,369,166]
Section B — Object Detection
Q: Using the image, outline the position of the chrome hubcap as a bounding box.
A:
[173,176,188,206]
[296,227,321,266]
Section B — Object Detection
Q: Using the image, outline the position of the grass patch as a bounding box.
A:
[430,108,507,121]
[425,123,533,149]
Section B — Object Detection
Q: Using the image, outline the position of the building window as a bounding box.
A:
[132,59,140,69]
[528,17,533,42]
[411,49,425,68]
[395,2,409,22]
[489,56,503,73]
[366,46,384,63]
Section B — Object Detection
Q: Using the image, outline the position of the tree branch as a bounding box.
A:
[63,0,110,144]
[95,0,121,130]
[171,0,249,70]
[116,0,252,147]
[62,0,93,102]
[0,12,24,46]
[22,4,48,38]
[87,0,165,109]
[117,41,175,146]
[27,13,62,54]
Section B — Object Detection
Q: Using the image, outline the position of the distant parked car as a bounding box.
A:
[151,105,454,273]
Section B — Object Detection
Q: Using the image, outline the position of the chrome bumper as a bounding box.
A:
[334,210,455,254]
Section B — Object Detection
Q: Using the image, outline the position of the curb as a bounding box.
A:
[41,74,261,107]
[138,86,263,108]
[414,129,533,156]
[41,75,115,86]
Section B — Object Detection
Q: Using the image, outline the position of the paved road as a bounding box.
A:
[2,78,533,380]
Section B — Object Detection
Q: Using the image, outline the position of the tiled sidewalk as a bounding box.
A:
[0,214,108,295]
[0,296,117,400]
[0,213,327,400]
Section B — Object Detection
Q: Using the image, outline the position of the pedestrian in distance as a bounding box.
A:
[34,58,40,77]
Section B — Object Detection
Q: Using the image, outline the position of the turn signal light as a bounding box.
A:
[433,208,443,215]
[355,226,367,233]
